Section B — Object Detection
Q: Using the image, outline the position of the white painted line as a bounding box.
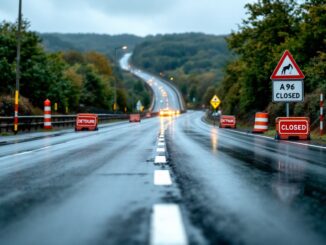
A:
[158,142,165,147]
[38,146,51,150]
[154,155,167,164]
[14,151,33,156]
[157,148,165,153]
[154,170,172,185]
[158,138,164,142]
[225,129,326,150]
[150,204,188,245]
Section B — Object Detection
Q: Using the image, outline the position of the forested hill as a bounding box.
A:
[40,33,144,58]
[131,33,233,107]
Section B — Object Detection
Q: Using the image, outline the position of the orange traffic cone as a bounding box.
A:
[253,112,268,133]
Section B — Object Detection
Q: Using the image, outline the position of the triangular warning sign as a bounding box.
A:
[270,50,305,80]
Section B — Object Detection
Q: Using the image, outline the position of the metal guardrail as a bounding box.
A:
[0,113,158,133]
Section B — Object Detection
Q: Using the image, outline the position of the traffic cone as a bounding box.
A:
[253,112,268,133]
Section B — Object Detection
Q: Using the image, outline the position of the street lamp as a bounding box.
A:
[113,45,127,112]
[14,0,22,133]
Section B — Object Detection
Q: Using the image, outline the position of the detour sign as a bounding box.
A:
[276,117,310,140]
[75,113,98,131]
[219,115,236,128]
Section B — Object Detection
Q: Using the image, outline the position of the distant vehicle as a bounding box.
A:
[129,114,141,122]
[159,108,179,117]
[146,112,151,118]
[75,113,98,131]
[219,115,236,128]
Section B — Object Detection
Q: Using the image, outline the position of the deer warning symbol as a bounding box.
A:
[270,50,305,80]
[281,64,293,75]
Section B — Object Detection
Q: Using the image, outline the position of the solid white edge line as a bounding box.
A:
[224,129,326,150]
[150,204,188,245]
[154,170,172,185]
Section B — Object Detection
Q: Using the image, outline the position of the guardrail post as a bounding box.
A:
[44,99,52,130]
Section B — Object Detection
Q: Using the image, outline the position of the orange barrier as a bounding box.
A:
[219,115,236,128]
[75,113,98,131]
[146,112,151,118]
[275,117,310,140]
[129,114,141,122]
[253,112,268,133]
[44,99,52,130]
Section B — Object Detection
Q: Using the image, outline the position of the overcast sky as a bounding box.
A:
[0,0,256,36]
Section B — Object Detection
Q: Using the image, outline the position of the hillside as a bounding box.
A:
[131,33,233,107]
[40,33,144,59]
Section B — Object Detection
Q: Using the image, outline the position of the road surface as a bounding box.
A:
[0,56,325,245]
[120,53,185,112]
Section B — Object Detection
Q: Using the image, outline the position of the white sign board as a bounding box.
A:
[136,100,142,111]
[272,80,303,102]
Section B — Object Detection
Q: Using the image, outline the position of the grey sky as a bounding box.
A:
[0,0,255,36]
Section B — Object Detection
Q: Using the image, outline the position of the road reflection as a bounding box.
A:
[272,144,306,204]
[210,127,218,154]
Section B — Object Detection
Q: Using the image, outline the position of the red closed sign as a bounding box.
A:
[276,117,310,140]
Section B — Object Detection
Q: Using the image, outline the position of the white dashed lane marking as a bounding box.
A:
[150,204,188,245]
[154,170,172,186]
[156,148,165,153]
[154,155,167,164]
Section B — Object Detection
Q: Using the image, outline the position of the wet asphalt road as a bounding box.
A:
[0,55,325,244]
[0,111,325,245]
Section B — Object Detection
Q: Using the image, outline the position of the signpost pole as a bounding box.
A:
[286,103,290,117]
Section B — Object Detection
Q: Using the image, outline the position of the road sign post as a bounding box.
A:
[210,95,221,126]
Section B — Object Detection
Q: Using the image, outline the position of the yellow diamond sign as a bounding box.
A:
[210,95,221,109]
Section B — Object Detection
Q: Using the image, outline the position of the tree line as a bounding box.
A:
[0,21,150,116]
[217,0,325,125]
[131,33,233,108]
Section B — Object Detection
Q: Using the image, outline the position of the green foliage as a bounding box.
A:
[218,0,326,126]
[122,72,152,112]
[132,33,233,107]
[1,21,117,114]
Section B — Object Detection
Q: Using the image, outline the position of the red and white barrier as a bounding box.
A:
[44,99,52,130]
[321,93,324,136]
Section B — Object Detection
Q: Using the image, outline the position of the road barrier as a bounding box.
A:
[253,112,269,133]
[275,117,310,140]
[219,115,236,128]
[0,112,159,133]
[75,113,98,131]
[129,114,141,122]
[44,99,52,130]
